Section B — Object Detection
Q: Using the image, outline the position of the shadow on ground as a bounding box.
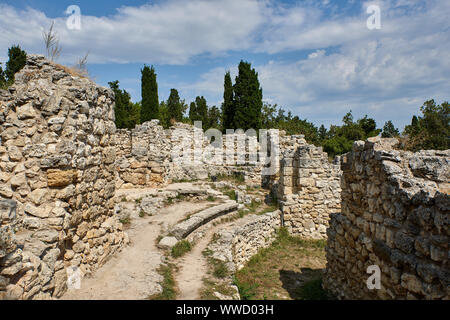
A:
[279,268,327,300]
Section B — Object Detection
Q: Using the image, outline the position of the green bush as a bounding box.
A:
[1,45,27,89]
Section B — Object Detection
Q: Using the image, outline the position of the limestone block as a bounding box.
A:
[47,169,78,187]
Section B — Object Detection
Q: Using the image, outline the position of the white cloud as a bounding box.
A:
[0,0,266,64]
[183,0,449,129]
[0,0,448,130]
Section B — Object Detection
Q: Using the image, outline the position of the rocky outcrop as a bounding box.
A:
[323,137,449,300]
[0,55,127,300]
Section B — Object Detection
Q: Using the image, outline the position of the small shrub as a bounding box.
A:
[119,217,130,225]
[171,240,192,258]
[224,190,237,201]
[207,195,216,202]
[176,194,186,200]
[139,210,145,218]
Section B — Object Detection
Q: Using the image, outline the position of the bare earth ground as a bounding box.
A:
[61,201,212,300]
[175,230,211,300]
[175,213,258,300]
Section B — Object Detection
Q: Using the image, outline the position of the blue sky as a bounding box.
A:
[0,0,449,130]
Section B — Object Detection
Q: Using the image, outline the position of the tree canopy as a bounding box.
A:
[403,100,449,151]
[109,80,140,129]
[232,61,263,131]
[0,45,27,89]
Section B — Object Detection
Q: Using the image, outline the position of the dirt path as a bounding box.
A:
[175,219,238,300]
[175,229,213,300]
[61,201,212,300]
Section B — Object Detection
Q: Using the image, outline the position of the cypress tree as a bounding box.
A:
[109,80,135,129]
[207,106,221,129]
[141,65,159,122]
[222,71,234,131]
[167,89,182,122]
[233,61,262,131]
[196,96,208,125]
[189,101,198,122]
[159,101,170,128]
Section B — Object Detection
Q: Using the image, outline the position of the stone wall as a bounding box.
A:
[323,137,449,300]
[114,121,270,188]
[115,121,171,188]
[207,210,282,273]
[278,137,341,239]
[0,55,127,300]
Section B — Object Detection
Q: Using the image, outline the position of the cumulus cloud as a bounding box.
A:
[186,0,450,128]
[0,0,448,130]
[0,0,266,64]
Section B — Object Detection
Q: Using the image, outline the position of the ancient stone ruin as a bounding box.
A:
[323,138,449,299]
[1,55,448,300]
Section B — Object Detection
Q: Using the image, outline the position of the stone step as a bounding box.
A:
[170,201,238,240]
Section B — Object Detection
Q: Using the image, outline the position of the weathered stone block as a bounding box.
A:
[47,169,78,187]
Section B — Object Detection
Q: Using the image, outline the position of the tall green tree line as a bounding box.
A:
[221,61,263,131]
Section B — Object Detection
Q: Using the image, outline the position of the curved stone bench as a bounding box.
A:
[170,201,238,240]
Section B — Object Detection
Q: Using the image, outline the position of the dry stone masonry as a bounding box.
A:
[2,55,447,301]
[277,136,341,239]
[323,137,449,300]
[115,121,270,187]
[207,210,282,273]
[0,55,127,300]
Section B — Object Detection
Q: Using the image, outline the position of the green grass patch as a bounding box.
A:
[223,190,237,201]
[119,217,131,225]
[176,194,186,200]
[172,178,192,183]
[211,173,245,185]
[233,227,328,300]
[149,264,177,300]
[233,276,258,300]
[207,195,216,202]
[171,240,192,258]
[200,278,236,300]
[212,260,229,279]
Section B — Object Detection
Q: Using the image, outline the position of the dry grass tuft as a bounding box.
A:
[52,63,90,79]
